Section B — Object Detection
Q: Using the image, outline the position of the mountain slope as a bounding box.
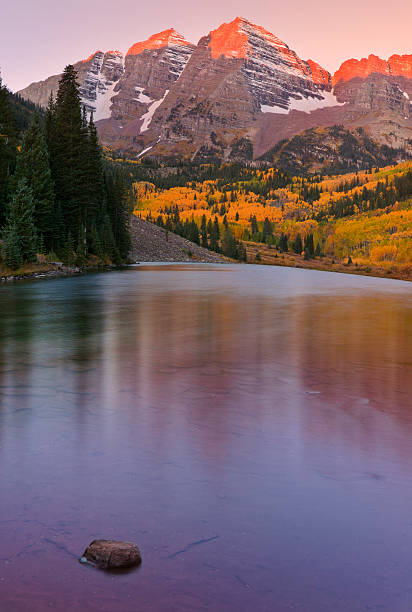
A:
[260,125,408,174]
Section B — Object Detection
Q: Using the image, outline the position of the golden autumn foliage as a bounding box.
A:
[131,159,412,275]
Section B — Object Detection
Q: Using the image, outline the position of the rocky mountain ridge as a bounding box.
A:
[17,18,412,164]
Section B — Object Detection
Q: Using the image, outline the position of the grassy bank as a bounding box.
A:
[244,242,412,282]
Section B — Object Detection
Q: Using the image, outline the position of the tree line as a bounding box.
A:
[0,66,130,269]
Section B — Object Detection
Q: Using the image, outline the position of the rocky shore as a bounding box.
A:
[1,265,82,283]
[129,216,223,263]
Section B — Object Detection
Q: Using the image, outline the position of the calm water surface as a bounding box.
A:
[0,264,412,611]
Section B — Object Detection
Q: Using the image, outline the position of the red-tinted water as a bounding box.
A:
[0,264,411,611]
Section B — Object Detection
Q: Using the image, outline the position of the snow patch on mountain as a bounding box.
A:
[261,91,345,115]
[137,145,153,158]
[94,82,118,121]
[135,87,154,104]
[80,51,124,118]
[140,90,169,132]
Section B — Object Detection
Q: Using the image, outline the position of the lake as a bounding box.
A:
[0,264,411,611]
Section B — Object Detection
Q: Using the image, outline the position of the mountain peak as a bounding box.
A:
[306,59,331,87]
[82,51,103,63]
[207,17,295,60]
[127,29,193,56]
[81,50,123,64]
[207,18,249,59]
[333,54,390,84]
[388,54,412,78]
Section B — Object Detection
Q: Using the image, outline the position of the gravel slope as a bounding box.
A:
[129,216,223,263]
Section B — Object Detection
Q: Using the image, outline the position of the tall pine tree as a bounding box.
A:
[4,178,37,264]
[0,77,17,227]
[84,112,104,244]
[104,166,131,262]
[14,112,55,249]
[52,65,86,241]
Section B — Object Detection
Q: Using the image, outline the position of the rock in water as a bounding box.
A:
[80,540,142,569]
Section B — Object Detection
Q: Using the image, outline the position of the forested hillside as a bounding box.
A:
[129,159,412,278]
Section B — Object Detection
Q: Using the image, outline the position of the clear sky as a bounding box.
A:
[1,0,411,92]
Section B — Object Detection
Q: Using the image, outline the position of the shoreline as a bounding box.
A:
[0,263,119,284]
[244,242,412,283]
[1,253,410,285]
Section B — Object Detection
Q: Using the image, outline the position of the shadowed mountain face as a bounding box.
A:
[18,19,412,164]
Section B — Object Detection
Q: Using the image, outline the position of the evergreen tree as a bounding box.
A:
[91,223,104,260]
[104,166,131,262]
[237,242,247,262]
[210,218,220,252]
[63,231,75,266]
[53,65,86,240]
[279,233,289,252]
[213,216,220,239]
[45,92,57,160]
[14,112,55,248]
[200,214,208,247]
[76,224,88,266]
[305,233,315,257]
[250,215,258,236]
[0,78,17,227]
[83,112,104,242]
[2,221,22,269]
[262,217,273,243]
[293,233,303,254]
[221,227,238,259]
[52,203,66,254]
[100,213,119,262]
[3,178,37,263]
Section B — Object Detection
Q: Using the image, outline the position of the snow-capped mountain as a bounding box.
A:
[145,17,341,160]
[18,18,412,161]
[109,30,194,128]
[79,50,124,120]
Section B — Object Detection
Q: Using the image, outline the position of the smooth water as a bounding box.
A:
[0,264,411,611]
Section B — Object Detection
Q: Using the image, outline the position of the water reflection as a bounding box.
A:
[0,265,411,611]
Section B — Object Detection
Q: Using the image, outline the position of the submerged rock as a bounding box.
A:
[80,540,142,569]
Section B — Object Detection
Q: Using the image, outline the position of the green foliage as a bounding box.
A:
[2,221,22,269]
[0,78,18,227]
[279,233,289,252]
[4,178,37,264]
[293,233,303,254]
[52,65,86,239]
[305,233,315,257]
[14,112,55,248]
[262,217,273,242]
[104,165,132,262]
[63,232,75,266]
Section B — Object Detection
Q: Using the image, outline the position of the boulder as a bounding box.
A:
[80,540,142,569]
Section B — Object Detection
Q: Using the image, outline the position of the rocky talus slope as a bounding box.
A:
[129,217,223,263]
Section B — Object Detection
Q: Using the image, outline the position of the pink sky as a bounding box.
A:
[1,0,411,92]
